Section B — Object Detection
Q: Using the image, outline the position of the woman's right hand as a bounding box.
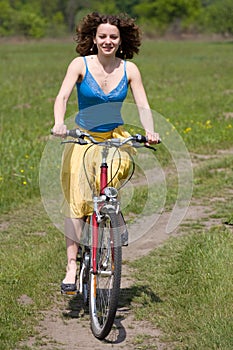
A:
[52,123,67,137]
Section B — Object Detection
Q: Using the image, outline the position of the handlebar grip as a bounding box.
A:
[135,134,162,145]
[67,129,82,138]
[135,134,148,143]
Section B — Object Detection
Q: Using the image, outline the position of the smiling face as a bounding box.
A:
[94,23,121,57]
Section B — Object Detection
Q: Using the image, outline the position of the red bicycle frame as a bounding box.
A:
[92,155,108,274]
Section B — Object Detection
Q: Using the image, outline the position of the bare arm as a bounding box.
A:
[52,57,84,136]
[127,61,160,143]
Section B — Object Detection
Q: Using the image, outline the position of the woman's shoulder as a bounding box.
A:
[126,60,140,71]
[126,61,141,80]
[69,56,85,66]
[67,56,86,75]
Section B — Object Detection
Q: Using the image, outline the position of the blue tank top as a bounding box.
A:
[75,56,128,132]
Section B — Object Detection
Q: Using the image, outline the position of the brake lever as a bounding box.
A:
[144,144,157,151]
[61,139,88,145]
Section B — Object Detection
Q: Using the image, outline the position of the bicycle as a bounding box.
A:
[58,128,158,339]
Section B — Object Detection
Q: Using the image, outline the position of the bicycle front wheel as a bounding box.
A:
[89,212,122,339]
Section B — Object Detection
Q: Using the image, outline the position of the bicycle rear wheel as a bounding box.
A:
[89,211,122,339]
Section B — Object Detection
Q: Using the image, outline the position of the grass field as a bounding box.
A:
[0,39,233,349]
[0,39,232,214]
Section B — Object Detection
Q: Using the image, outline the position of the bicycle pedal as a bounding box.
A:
[61,290,78,296]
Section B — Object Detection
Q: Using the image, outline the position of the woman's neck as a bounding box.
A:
[96,54,118,71]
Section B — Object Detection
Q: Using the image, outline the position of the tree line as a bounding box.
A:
[0,0,232,38]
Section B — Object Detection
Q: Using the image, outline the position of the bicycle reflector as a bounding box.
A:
[103,187,118,198]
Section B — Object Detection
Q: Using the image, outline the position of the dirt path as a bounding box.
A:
[18,201,223,350]
[19,150,232,350]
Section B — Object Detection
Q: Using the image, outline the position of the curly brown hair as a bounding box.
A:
[75,12,141,59]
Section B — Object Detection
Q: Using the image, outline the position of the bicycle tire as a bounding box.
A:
[89,211,122,339]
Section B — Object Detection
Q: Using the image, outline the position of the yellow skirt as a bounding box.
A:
[61,126,134,218]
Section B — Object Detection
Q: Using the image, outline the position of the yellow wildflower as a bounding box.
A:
[184,127,192,134]
[205,120,212,129]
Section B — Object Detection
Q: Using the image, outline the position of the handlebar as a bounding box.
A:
[67,128,148,144]
[51,128,160,150]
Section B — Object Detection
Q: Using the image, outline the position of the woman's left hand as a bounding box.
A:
[146,131,161,144]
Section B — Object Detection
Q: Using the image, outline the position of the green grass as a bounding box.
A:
[129,140,233,349]
[1,40,233,214]
[0,39,233,349]
[0,41,77,214]
[138,41,233,148]
[193,155,233,197]
[131,227,233,349]
[0,201,66,349]
[128,144,233,348]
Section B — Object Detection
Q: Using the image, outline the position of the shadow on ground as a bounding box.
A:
[62,284,162,345]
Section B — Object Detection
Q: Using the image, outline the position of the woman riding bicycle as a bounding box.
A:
[51,12,160,294]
